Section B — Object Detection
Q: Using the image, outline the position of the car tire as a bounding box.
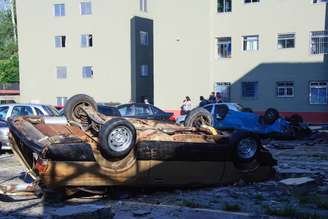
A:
[241,107,253,113]
[184,107,213,128]
[64,94,97,129]
[263,108,279,125]
[99,118,136,159]
[230,131,261,172]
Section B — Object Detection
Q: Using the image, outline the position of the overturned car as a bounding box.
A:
[8,94,276,192]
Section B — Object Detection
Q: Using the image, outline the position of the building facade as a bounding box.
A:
[16,0,328,122]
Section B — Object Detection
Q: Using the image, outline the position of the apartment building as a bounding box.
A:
[16,0,328,122]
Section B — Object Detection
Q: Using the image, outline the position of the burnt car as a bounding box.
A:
[8,94,276,193]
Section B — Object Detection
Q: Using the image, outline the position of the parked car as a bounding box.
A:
[176,103,245,125]
[8,94,276,195]
[0,104,61,150]
[117,103,174,121]
[58,104,121,117]
[182,103,311,139]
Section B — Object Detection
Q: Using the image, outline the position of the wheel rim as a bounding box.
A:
[192,114,211,128]
[237,138,258,160]
[107,126,133,152]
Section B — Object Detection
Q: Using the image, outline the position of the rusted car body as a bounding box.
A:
[8,95,276,190]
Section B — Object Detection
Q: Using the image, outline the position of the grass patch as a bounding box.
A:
[223,203,241,212]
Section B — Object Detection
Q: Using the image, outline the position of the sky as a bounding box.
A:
[0,0,9,11]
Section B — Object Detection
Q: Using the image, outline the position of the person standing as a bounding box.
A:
[180,96,192,115]
[199,96,209,107]
[209,92,216,103]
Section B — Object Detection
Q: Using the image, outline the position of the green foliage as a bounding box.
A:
[0,9,18,82]
[0,53,18,82]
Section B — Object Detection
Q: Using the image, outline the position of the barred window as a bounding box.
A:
[81,34,93,48]
[55,36,66,48]
[276,81,294,97]
[278,33,295,49]
[217,37,232,58]
[310,31,328,54]
[54,4,65,17]
[310,81,328,104]
[242,82,258,98]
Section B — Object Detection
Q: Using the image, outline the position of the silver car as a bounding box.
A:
[0,104,60,150]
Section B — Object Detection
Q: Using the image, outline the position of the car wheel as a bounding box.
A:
[230,131,260,172]
[263,108,279,125]
[184,107,213,128]
[64,94,97,130]
[99,118,136,159]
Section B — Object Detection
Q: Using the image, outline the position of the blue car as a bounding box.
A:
[180,103,310,139]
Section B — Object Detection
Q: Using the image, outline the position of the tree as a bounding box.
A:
[0,5,18,83]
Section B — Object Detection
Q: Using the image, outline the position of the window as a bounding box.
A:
[81,34,93,48]
[57,97,68,106]
[313,0,328,3]
[0,106,9,120]
[276,81,294,97]
[34,107,44,116]
[217,0,231,13]
[81,2,92,15]
[140,31,149,46]
[56,66,67,79]
[141,65,149,77]
[310,81,328,104]
[54,4,65,16]
[217,37,232,58]
[278,33,295,49]
[55,36,66,48]
[242,82,258,98]
[140,0,147,12]
[243,35,259,51]
[11,106,33,117]
[118,105,135,116]
[82,66,93,78]
[245,0,260,3]
[310,31,328,54]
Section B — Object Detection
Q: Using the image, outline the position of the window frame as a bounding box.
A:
[277,33,296,49]
[244,0,260,4]
[54,4,65,17]
[310,31,328,55]
[80,1,92,15]
[242,35,259,52]
[81,34,93,48]
[241,81,259,98]
[217,37,232,58]
[140,64,149,77]
[309,81,328,105]
[56,66,67,79]
[82,66,94,79]
[55,35,66,48]
[140,0,148,12]
[217,0,232,13]
[276,81,295,98]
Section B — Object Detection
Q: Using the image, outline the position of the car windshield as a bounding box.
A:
[42,105,60,116]
[0,106,9,120]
